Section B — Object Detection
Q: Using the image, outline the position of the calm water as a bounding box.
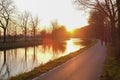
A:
[0,38,84,80]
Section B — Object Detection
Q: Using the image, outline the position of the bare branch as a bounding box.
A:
[0,20,4,28]
[0,0,15,42]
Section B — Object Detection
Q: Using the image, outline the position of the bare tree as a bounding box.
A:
[116,0,120,39]
[30,15,39,40]
[19,11,30,41]
[11,19,18,42]
[73,0,117,41]
[0,0,15,43]
[51,20,59,31]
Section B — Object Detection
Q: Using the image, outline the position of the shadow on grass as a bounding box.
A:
[101,41,120,80]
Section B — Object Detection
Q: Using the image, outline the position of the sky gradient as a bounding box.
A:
[14,0,89,31]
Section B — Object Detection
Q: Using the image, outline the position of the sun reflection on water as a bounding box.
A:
[65,39,84,54]
[0,38,84,80]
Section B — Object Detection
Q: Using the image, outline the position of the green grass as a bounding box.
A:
[101,41,120,80]
[9,39,96,80]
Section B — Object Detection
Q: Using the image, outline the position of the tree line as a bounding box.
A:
[0,0,70,43]
[0,0,41,43]
[73,0,120,42]
[40,20,70,43]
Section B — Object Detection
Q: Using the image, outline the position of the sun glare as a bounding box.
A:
[14,0,89,30]
[65,19,88,31]
[65,39,84,54]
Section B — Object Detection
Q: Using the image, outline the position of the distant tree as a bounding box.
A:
[40,30,47,38]
[89,9,111,43]
[30,15,39,40]
[51,20,59,31]
[0,0,15,43]
[19,11,30,41]
[73,0,117,41]
[50,20,70,40]
[51,25,70,40]
[11,19,18,42]
[88,9,104,38]
[6,19,17,41]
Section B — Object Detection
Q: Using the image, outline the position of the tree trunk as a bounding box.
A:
[25,27,27,41]
[3,50,6,65]
[117,0,120,40]
[111,21,116,42]
[3,28,7,43]
[14,32,16,42]
[34,27,36,41]
[14,27,17,42]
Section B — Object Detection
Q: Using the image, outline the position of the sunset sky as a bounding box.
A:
[14,0,89,31]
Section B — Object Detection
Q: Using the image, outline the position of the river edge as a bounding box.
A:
[0,38,69,51]
[9,39,97,80]
[0,40,42,51]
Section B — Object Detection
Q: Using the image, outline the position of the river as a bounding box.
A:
[0,38,84,80]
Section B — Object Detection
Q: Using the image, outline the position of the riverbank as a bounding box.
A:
[0,40,42,50]
[9,39,96,80]
[0,38,69,50]
[101,41,120,80]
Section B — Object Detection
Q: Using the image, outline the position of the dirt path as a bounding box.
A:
[33,40,106,80]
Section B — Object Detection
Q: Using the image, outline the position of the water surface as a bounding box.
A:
[0,38,84,80]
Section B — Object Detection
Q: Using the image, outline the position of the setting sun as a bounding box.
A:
[14,0,89,30]
[0,0,119,79]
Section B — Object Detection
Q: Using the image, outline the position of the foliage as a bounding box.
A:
[88,9,111,42]
[71,25,97,38]
[51,25,70,41]
[40,22,70,41]
[101,41,120,80]
[73,0,118,41]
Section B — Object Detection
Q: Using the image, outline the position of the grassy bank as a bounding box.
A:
[9,39,96,80]
[0,40,42,50]
[101,41,120,80]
